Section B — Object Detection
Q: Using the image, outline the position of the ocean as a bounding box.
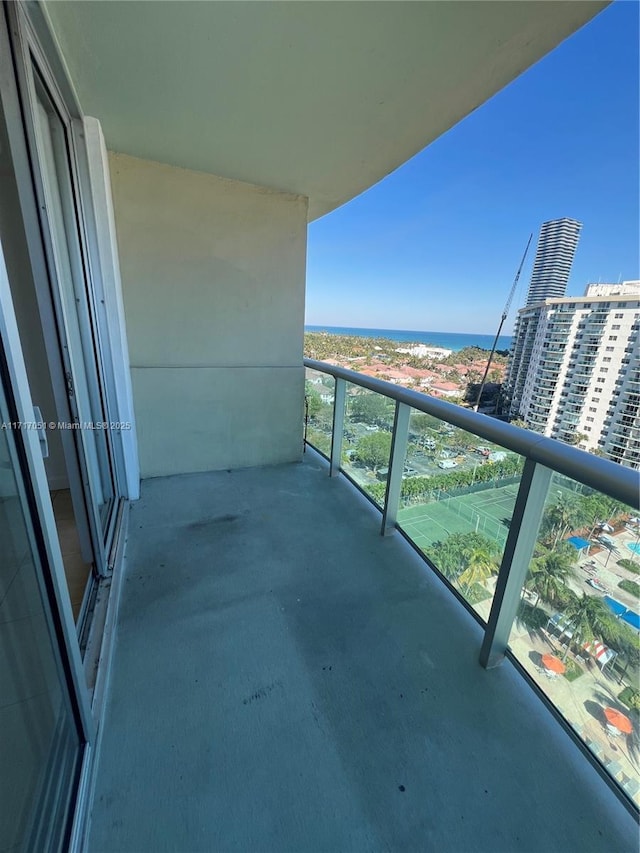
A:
[305,325,512,352]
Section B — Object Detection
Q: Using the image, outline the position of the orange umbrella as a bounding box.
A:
[541,654,566,674]
[604,707,633,734]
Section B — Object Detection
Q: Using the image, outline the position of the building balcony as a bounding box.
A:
[609,442,640,460]
[611,424,640,439]
[538,367,561,377]
[85,361,640,850]
[558,415,581,426]
[528,406,554,418]
[526,415,549,428]
[572,364,594,372]
[1,0,635,847]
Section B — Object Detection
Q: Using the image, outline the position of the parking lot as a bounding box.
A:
[343,421,509,480]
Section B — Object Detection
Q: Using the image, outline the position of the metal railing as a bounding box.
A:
[305,358,638,507]
[304,357,640,815]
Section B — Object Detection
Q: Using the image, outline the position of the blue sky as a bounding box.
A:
[305,1,639,335]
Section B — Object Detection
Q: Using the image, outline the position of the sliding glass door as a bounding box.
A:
[30,71,117,546]
[0,300,83,851]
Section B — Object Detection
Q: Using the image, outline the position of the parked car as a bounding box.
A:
[438,460,458,469]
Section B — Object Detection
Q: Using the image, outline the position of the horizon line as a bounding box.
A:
[304,324,513,337]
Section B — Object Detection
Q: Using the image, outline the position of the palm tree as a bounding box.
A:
[540,497,586,548]
[560,593,619,661]
[583,492,623,546]
[457,544,500,592]
[527,546,576,611]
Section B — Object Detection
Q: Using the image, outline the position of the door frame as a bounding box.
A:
[0,228,94,742]
[0,224,96,852]
[3,1,121,573]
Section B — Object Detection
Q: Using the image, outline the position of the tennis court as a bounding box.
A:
[398,482,520,550]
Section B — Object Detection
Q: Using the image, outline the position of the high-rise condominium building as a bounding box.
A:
[504,282,640,469]
[525,218,583,306]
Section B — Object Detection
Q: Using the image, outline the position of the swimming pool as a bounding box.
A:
[627,542,640,555]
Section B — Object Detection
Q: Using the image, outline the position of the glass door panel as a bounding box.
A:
[31,74,116,543]
[0,367,82,850]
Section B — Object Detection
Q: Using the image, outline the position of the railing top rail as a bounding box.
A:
[304,358,640,508]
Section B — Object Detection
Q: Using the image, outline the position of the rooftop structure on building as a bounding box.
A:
[586,281,640,297]
[525,218,583,306]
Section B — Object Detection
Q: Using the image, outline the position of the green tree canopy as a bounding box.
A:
[429,532,500,584]
[354,431,392,472]
[561,593,620,661]
[410,413,441,434]
[304,383,323,418]
[349,393,392,425]
[539,496,588,548]
[457,544,500,592]
[526,543,576,611]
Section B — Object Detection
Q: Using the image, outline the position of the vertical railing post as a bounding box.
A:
[480,458,552,668]
[330,377,346,477]
[381,402,411,536]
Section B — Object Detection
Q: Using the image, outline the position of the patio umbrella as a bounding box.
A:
[604,707,633,734]
[541,654,566,674]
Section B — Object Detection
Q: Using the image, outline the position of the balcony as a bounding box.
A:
[559,415,581,426]
[87,438,638,851]
[574,369,595,377]
[2,0,635,847]
[538,366,561,377]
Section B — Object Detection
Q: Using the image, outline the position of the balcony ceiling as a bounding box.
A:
[43,1,606,220]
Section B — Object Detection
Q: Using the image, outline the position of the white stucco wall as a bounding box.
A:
[107,153,308,477]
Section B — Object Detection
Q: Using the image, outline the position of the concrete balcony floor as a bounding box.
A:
[88,451,636,852]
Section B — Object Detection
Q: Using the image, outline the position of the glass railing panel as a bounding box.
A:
[399,408,524,619]
[342,384,394,508]
[304,368,335,458]
[508,476,640,806]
